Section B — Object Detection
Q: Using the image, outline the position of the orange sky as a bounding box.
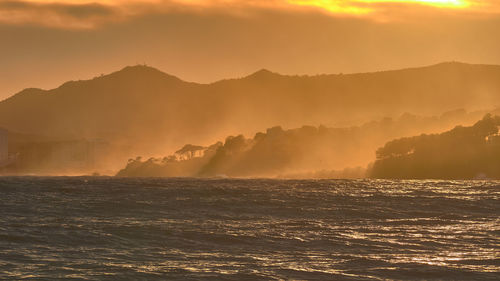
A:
[1,0,500,98]
[3,0,498,28]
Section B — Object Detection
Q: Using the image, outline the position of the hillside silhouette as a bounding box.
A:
[371,114,500,179]
[1,62,500,172]
[116,111,496,178]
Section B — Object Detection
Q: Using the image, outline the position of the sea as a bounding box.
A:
[0,177,498,280]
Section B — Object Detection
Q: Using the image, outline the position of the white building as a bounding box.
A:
[0,128,7,164]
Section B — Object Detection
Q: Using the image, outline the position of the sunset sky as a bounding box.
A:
[1,0,500,98]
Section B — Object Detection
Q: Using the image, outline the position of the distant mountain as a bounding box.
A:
[1,62,500,165]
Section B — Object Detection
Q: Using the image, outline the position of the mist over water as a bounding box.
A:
[0,178,498,280]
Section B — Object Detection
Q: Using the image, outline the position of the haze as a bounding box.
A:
[2,3,500,280]
[1,0,500,177]
[1,0,500,98]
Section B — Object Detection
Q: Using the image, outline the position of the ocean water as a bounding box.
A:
[0,178,498,280]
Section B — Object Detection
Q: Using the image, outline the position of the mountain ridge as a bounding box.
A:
[5,61,500,100]
[1,61,500,169]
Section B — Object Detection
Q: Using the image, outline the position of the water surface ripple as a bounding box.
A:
[0,178,498,280]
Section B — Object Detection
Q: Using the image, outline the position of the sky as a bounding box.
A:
[1,0,500,99]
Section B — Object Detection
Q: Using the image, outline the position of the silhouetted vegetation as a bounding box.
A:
[370,114,500,179]
[2,63,500,174]
[116,112,491,178]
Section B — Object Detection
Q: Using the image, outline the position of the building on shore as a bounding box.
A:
[0,128,7,165]
[0,128,112,174]
[9,138,110,174]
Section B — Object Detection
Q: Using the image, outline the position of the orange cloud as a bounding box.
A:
[0,1,124,28]
[0,0,498,29]
[286,0,500,22]
[292,0,498,12]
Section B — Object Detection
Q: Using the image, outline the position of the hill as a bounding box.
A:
[371,114,500,179]
[1,62,500,172]
[116,111,493,178]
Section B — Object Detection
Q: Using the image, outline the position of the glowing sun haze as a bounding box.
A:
[1,0,497,29]
[11,0,499,17]
[1,0,500,99]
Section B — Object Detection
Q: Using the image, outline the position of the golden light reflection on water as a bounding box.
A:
[3,179,498,279]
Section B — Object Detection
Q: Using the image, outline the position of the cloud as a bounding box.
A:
[286,0,500,21]
[0,1,124,28]
[0,0,498,29]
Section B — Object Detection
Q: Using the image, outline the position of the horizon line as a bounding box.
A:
[3,60,499,99]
